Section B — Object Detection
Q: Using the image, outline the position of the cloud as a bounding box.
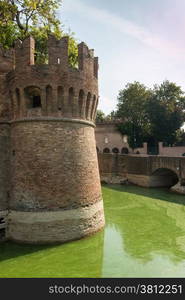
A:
[60,0,184,59]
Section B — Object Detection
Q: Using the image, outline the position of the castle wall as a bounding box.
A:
[0,123,10,242]
[97,153,127,183]
[159,142,185,157]
[95,122,130,154]
[0,72,11,241]
[5,36,104,244]
[8,120,104,243]
[0,123,10,211]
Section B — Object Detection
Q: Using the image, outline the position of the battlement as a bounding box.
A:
[13,36,98,79]
[3,36,99,124]
[0,34,104,245]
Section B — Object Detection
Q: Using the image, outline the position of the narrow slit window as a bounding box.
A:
[32,95,41,108]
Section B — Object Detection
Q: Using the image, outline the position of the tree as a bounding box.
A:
[96,110,106,122]
[146,80,185,146]
[115,80,185,150]
[175,129,185,146]
[0,0,78,65]
[105,110,117,121]
[116,82,152,149]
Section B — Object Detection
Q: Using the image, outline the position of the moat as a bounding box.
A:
[1,185,185,278]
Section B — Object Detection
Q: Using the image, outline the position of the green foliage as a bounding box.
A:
[146,81,185,145]
[96,110,106,122]
[116,80,185,149]
[106,110,117,121]
[0,0,78,66]
[68,35,78,68]
[116,82,152,148]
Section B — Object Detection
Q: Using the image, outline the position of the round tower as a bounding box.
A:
[8,36,105,244]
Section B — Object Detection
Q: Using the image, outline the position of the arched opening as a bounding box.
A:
[15,88,20,116]
[112,147,119,154]
[182,153,185,157]
[96,147,99,153]
[86,92,91,119]
[57,86,64,111]
[152,168,179,187]
[121,147,129,154]
[24,86,41,109]
[68,87,74,115]
[46,85,52,113]
[103,148,110,153]
[91,95,96,120]
[79,89,84,117]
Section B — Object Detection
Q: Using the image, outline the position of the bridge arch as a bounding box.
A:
[151,168,179,187]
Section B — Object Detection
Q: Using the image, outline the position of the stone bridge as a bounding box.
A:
[98,154,185,194]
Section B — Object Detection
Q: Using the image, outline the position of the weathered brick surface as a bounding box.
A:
[0,124,10,211]
[10,121,102,211]
[98,153,185,191]
[8,201,104,244]
[0,36,104,243]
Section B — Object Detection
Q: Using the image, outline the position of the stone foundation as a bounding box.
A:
[8,200,104,244]
[127,174,179,188]
[171,183,185,195]
[127,174,151,187]
[100,173,127,184]
[0,210,8,242]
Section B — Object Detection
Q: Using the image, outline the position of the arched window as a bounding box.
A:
[103,148,110,153]
[121,147,129,154]
[182,153,185,156]
[112,148,119,154]
[24,86,41,109]
[96,147,99,153]
[104,137,108,144]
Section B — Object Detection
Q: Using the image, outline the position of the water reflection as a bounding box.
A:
[1,185,185,277]
[102,185,185,277]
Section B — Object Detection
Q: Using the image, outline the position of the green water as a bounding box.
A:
[1,185,185,278]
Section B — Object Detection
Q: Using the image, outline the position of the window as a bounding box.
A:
[121,147,129,154]
[103,148,110,153]
[24,86,42,109]
[32,95,41,108]
[112,148,119,154]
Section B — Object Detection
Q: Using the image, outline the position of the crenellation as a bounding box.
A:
[94,57,99,78]
[48,35,69,68]
[15,36,35,68]
[0,36,103,244]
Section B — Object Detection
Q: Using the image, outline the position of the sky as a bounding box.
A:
[59,0,185,117]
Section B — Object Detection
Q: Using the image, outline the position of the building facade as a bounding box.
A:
[95,121,131,154]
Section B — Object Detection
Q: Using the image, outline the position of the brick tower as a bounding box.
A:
[0,36,105,244]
